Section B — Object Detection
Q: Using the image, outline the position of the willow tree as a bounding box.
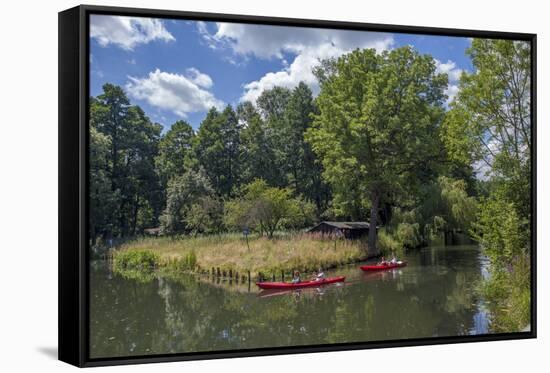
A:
[306,47,448,255]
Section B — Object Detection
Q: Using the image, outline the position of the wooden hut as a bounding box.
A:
[307,221,374,239]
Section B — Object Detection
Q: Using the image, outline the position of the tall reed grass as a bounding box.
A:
[115,232,368,276]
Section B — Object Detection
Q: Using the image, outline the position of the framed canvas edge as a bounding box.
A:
[58,4,538,368]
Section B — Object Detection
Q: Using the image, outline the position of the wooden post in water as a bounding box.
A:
[229,269,233,279]
[282,270,284,282]
[272,273,275,281]
[216,267,221,277]
[248,270,251,285]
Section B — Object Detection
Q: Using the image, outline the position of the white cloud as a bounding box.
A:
[436,59,463,82]
[435,59,463,104]
[126,69,224,118]
[196,21,218,50]
[199,23,394,102]
[90,15,174,50]
[210,23,392,60]
[185,67,213,89]
[241,44,344,103]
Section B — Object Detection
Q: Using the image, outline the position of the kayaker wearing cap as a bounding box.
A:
[390,255,398,264]
[291,270,301,284]
[378,256,388,266]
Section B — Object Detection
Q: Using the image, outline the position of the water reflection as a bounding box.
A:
[90,245,490,358]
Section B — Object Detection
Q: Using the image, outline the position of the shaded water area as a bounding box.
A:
[90,244,491,358]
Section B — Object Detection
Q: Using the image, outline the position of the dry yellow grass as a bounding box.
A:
[118,232,368,276]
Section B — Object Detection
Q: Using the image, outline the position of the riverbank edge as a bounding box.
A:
[110,247,383,283]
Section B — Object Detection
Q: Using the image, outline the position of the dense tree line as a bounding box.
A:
[90,81,330,243]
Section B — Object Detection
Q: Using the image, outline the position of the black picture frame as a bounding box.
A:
[59,4,537,367]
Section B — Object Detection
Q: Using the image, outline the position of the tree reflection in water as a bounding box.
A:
[90,245,489,358]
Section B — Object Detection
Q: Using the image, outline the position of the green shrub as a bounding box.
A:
[479,255,531,332]
[113,249,160,271]
[396,222,421,248]
[377,228,403,256]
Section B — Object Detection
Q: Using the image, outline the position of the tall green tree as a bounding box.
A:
[256,87,292,187]
[89,126,117,244]
[307,47,448,255]
[256,86,291,121]
[120,106,162,235]
[194,106,242,197]
[156,120,195,184]
[282,82,330,212]
[442,39,531,219]
[238,102,280,186]
[90,84,130,193]
[90,84,161,239]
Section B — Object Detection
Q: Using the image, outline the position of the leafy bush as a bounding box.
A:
[377,228,402,255]
[224,179,314,237]
[113,249,160,271]
[479,255,531,332]
[396,222,421,248]
[472,196,529,266]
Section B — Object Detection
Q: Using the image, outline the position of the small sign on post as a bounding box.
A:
[243,227,250,251]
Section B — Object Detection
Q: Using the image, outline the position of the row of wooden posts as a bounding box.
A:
[207,267,288,283]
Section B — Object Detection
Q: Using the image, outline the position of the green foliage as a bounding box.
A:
[479,255,531,332]
[160,170,219,234]
[472,196,529,266]
[420,176,478,240]
[441,39,532,332]
[113,249,160,271]
[224,179,314,237]
[155,120,195,184]
[186,196,224,235]
[396,223,422,249]
[193,106,241,197]
[441,39,531,186]
[89,84,162,241]
[238,102,281,187]
[377,228,403,255]
[165,250,198,271]
[307,46,448,253]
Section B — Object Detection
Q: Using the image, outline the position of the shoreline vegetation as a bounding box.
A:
[112,232,371,282]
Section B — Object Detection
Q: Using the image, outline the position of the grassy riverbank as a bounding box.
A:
[113,233,369,279]
[479,254,531,332]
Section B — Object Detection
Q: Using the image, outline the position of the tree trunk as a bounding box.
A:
[368,191,380,257]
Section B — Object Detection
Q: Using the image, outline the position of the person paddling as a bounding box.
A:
[314,267,327,281]
[291,270,301,284]
[378,256,388,266]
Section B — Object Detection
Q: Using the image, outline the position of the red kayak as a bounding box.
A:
[360,261,407,271]
[256,276,346,290]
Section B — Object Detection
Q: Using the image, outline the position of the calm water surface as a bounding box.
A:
[90,244,491,358]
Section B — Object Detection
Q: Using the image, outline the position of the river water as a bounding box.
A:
[89,244,491,358]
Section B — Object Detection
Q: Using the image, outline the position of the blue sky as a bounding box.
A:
[90,15,474,131]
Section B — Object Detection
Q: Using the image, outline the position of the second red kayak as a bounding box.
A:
[256,276,346,290]
[360,261,407,271]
